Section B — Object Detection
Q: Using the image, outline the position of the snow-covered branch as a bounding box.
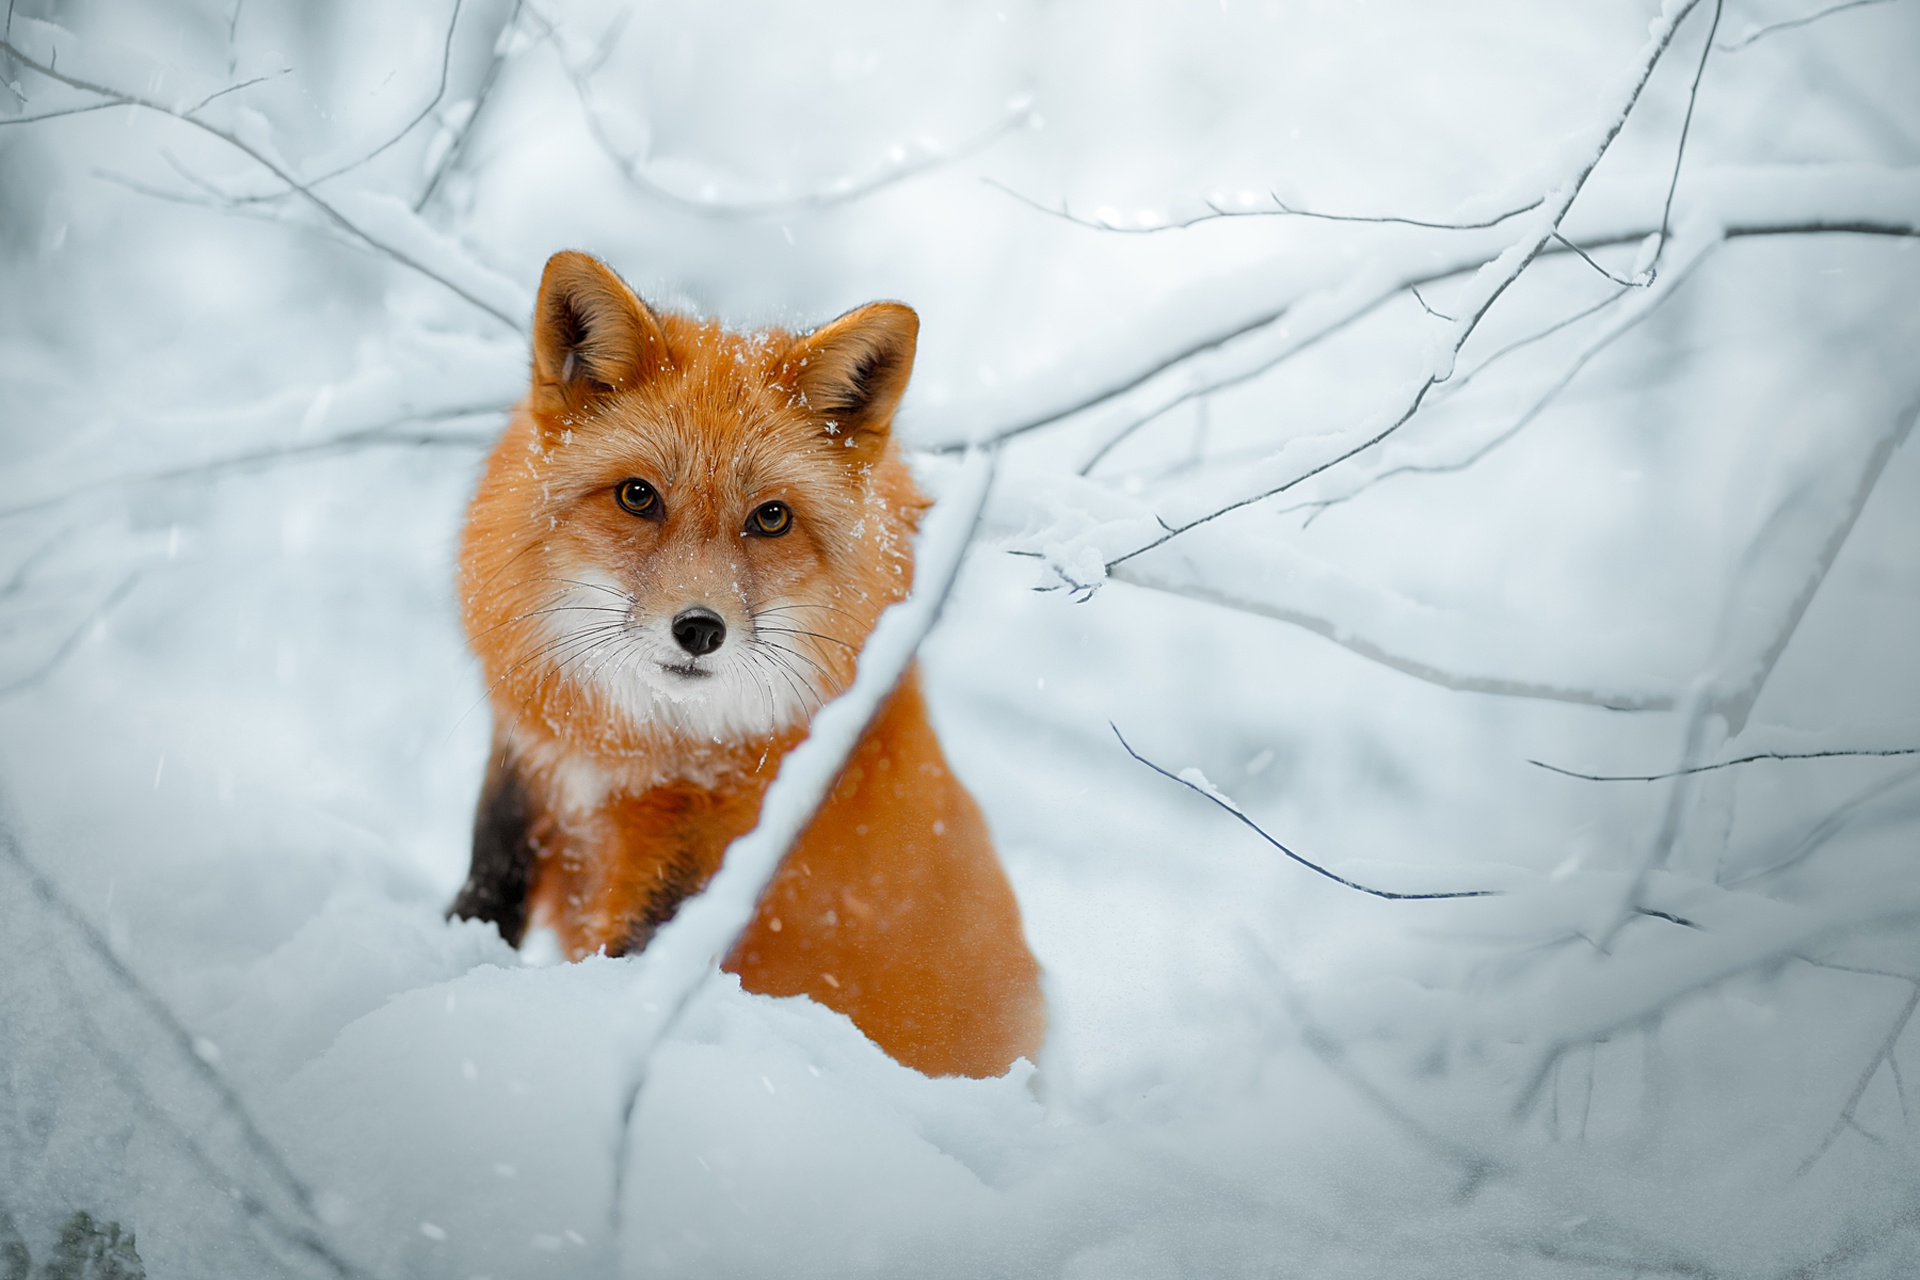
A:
[0,31,530,329]
[605,449,996,1253]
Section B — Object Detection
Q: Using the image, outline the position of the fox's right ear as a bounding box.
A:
[529,251,670,419]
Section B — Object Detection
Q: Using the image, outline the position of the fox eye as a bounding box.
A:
[614,478,661,519]
[747,501,793,537]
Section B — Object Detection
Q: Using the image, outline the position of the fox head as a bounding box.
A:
[462,251,928,755]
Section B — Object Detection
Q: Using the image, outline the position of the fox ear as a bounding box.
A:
[785,302,918,453]
[529,251,670,418]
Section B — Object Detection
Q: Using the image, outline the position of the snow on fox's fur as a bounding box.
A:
[451,252,1044,1078]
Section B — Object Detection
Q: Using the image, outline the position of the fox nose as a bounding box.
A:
[671,607,726,657]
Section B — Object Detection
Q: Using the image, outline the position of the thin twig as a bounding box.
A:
[0,36,523,328]
[1102,0,1710,575]
[1551,231,1649,286]
[1718,0,1901,50]
[1532,748,1919,783]
[0,817,380,1280]
[1112,724,1499,900]
[1244,935,1509,1196]
[0,573,142,697]
[1442,286,1632,396]
[983,175,1545,235]
[1290,241,1709,523]
[0,409,505,522]
[530,3,1033,220]
[1723,762,1920,887]
[34,953,369,1277]
[1101,568,1677,710]
[1408,284,1454,320]
[416,0,523,212]
[303,0,462,186]
[1798,981,1920,1174]
[1654,0,1723,268]
[0,99,119,125]
[925,216,1917,460]
[182,69,284,118]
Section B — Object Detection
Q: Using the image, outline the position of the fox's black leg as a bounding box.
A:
[448,745,537,946]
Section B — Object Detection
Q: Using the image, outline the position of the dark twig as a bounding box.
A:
[0,100,119,125]
[226,0,244,74]
[0,36,522,328]
[304,0,462,186]
[924,216,1917,459]
[1439,285,1631,396]
[182,69,284,118]
[1408,284,1454,320]
[1654,0,1722,267]
[1532,748,1919,783]
[1285,259,1683,526]
[1101,0,1710,575]
[1551,231,1650,286]
[1718,0,1901,50]
[1112,724,1498,900]
[416,0,523,212]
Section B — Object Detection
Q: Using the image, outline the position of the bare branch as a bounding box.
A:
[983,175,1545,235]
[1113,723,1500,899]
[303,0,463,186]
[40,958,368,1276]
[1723,762,1920,887]
[1244,938,1509,1194]
[529,4,1032,220]
[1714,395,1918,735]
[1718,0,1902,51]
[0,36,525,329]
[1292,241,1712,523]
[1104,567,1677,710]
[1103,0,1712,574]
[416,0,523,212]
[1798,981,1920,1174]
[607,450,998,1266]
[923,208,1917,461]
[0,572,142,698]
[1408,284,1454,320]
[1653,0,1723,269]
[0,407,505,522]
[0,816,381,1280]
[1442,286,1632,395]
[0,98,118,125]
[226,0,244,75]
[1550,231,1650,286]
[1532,748,1919,783]
[182,68,284,118]
[1513,894,1920,1122]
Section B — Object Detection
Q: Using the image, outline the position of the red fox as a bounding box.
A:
[450,251,1044,1078]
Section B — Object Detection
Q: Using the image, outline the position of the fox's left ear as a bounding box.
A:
[784,302,918,454]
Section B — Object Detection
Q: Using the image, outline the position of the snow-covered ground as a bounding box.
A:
[3,1,1918,1275]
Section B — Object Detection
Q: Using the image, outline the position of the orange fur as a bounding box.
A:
[452,252,1044,1078]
